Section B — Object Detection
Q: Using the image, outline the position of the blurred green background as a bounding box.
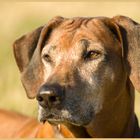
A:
[0,2,140,121]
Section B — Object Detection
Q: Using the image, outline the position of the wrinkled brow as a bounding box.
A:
[43,45,57,54]
[80,39,90,49]
[73,39,90,57]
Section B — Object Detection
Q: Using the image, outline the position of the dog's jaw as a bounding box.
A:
[38,105,91,137]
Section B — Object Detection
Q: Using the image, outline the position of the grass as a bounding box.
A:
[0,2,140,122]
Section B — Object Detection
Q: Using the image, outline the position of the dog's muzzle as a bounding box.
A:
[36,84,65,109]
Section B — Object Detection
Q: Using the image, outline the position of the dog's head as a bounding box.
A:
[13,16,140,137]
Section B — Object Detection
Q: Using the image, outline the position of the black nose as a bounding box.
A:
[36,84,64,108]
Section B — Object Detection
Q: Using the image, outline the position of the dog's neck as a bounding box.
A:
[58,115,139,138]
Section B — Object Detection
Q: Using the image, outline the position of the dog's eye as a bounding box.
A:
[84,50,101,60]
[42,54,52,62]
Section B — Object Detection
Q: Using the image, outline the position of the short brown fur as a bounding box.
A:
[12,15,140,138]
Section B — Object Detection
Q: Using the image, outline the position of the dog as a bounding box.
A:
[0,109,74,138]
[13,15,140,137]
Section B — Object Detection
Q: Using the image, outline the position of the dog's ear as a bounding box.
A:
[13,27,43,72]
[13,16,64,98]
[112,15,140,93]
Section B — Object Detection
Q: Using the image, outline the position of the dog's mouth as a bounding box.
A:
[40,113,60,124]
[38,104,94,128]
[40,112,91,138]
[42,114,64,125]
[40,112,82,127]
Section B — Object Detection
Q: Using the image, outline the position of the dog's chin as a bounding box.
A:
[38,106,93,127]
[40,114,90,127]
[40,118,91,127]
[40,116,82,127]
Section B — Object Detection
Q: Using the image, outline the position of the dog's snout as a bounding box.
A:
[36,84,64,108]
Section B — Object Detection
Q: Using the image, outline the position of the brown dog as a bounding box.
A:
[0,109,75,138]
[13,15,140,137]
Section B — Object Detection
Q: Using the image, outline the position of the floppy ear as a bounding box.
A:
[13,16,64,98]
[112,15,140,93]
[13,27,43,72]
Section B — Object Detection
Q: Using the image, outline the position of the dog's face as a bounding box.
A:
[37,18,126,127]
[13,16,140,137]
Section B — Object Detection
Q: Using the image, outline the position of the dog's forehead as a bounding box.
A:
[44,17,121,55]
